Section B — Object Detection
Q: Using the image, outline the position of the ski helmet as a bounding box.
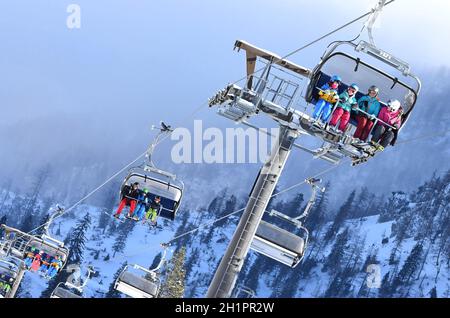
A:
[388,99,401,111]
[330,75,342,83]
[349,83,359,92]
[368,85,379,95]
[143,188,149,193]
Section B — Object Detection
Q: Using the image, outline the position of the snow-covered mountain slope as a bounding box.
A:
[1,170,448,298]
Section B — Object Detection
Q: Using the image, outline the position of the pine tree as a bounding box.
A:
[378,271,392,297]
[395,242,423,286]
[325,190,356,241]
[20,210,35,233]
[105,262,127,298]
[159,247,186,298]
[351,187,377,218]
[0,215,6,238]
[0,179,12,212]
[21,166,51,228]
[283,192,304,217]
[112,221,135,257]
[322,228,350,272]
[35,213,50,236]
[429,286,437,298]
[67,213,91,263]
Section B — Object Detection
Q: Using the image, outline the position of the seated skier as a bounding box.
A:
[371,99,403,151]
[30,251,43,272]
[354,85,382,141]
[133,188,150,221]
[46,255,63,279]
[144,196,162,226]
[40,255,52,273]
[312,75,341,123]
[0,276,12,297]
[114,182,140,219]
[24,247,37,269]
[329,84,359,132]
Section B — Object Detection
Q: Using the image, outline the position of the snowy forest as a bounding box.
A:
[0,167,448,298]
[1,0,450,300]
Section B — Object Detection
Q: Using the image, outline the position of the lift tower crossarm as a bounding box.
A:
[234,40,312,85]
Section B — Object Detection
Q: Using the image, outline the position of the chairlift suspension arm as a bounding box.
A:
[366,0,388,46]
[152,246,168,272]
[43,206,65,239]
[294,179,322,221]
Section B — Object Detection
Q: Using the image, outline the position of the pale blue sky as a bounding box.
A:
[0,0,449,199]
[1,0,449,127]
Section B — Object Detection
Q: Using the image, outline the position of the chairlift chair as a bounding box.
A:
[25,234,69,268]
[305,40,421,131]
[251,220,307,268]
[233,285,256,298]
[114,246,167,298]
[114,264,160,298]
[120,168,184,221]
[0,263,19,298]
[0,255,26,298]
[209,36,421,166]
[119,122,184,221]
[250,178,323,268]
[0,225,69,267]
[50,282,82,298]
[50,265,95,298]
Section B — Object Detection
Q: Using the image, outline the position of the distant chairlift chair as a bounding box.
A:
[50,265,95,298]
[0,224,69,270]
[50,283,83,299]
[250,178,325,268]
[0,256,25,298]
[114,247,167,298]
[119,122,184,221]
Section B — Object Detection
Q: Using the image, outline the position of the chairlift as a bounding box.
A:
[50,265,95,298]
[50,283,83,298]
[25,235,69,268]
[1,208,69,278]
[305,40,421,130]
[114,246,167,298]
[119,122,184,221]
[250,178,324,268]
[232,285,256,298]
[0,255,26,298]
[209,7,421,165]
[0,225,69,268]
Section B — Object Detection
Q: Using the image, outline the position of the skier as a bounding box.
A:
[329,84,359,132]
[39,255,52,273]
[353,85,382,141]
[144,196,162,226]
[30,251,43,271]
[371,99,403,151]
[134,188,150,221]
[46,255,62,279]
[24,248,37,269]
[0,276,12,296]
[312,75,342,122]
[114,182,140,219]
